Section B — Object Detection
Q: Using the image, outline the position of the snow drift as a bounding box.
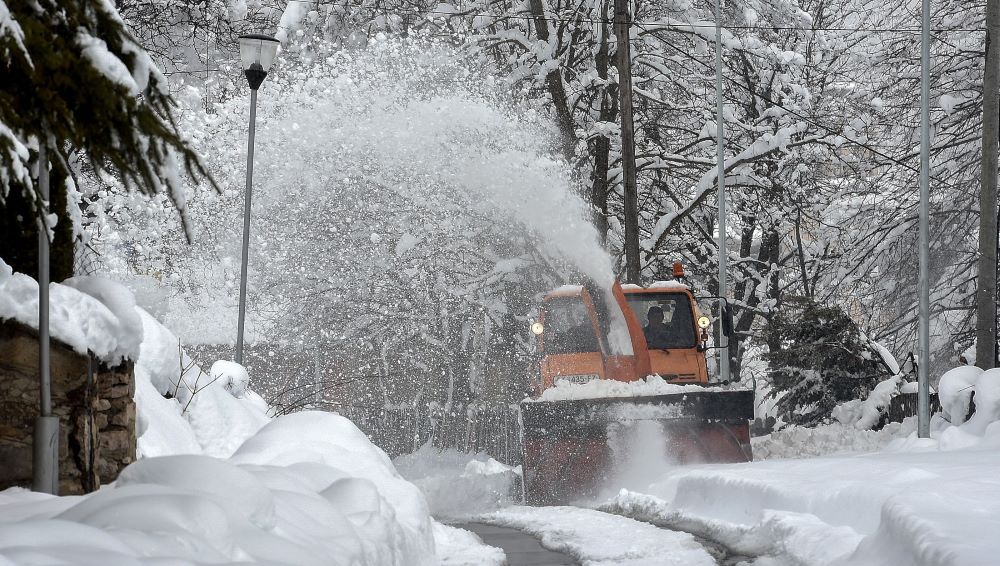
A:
[0,412,437,565]
[603,365,1000,566]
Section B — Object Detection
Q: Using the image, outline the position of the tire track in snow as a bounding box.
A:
[596,499,756,566]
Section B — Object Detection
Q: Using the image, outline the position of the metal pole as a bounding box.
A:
[615,0,640,283]
[33,139,59,494]
[917,0,931,438]
[979,0,1000,369]
[714,0,730,382]
[236,88,258,365]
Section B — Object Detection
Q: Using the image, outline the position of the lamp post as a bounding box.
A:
[33,139,59,494]
[236,34,279,366]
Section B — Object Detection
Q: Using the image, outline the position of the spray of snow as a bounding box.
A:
[166,35,625,350]
[256,35,619,326]
[393,442,520,520]
[601,420,678,500]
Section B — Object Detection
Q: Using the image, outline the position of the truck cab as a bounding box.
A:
[532,281,709,394]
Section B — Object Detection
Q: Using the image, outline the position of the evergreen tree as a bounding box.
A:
[764,299,885,426]
[0,0,213,277]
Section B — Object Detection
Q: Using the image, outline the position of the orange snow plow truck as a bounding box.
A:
[521,271,753,504]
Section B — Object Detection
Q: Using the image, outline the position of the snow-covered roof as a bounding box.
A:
[622,281,689,291]
[647,280,689,290]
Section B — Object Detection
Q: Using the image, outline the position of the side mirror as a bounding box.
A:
[722,304,734,338]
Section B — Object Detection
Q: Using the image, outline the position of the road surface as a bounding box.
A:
[456,522,577,565]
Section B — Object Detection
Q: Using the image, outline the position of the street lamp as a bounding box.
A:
[236,34,279,366]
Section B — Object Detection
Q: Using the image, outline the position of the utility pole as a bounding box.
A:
[917,0,932,438]
[33,139,59,494]
[977,0,1000,370]
[714,0,730,382]
[615,0,640,284]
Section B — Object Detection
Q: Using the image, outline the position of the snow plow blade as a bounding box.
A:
[520,390,753,505]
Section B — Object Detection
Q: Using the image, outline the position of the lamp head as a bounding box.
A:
[239,34,280,89]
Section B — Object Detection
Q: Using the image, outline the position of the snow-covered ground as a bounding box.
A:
[401,368,1000,566]
[6,259,1000,566]
[482,506,716,566]
[596,367,1000,566]
[0,412,440,565]
[751,418,917,460]
[604,447,1000,566]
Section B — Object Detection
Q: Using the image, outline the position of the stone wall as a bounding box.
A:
[0,320,136,494]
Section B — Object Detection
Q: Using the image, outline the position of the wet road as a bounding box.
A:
[456,522,577,566]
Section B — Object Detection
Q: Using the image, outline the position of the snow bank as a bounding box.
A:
[603,366,1000,566]
[0,259,140,365]
[753,419,917,460]
[0,412,438,566]
[937,365,982,425]
[393,442,520,520]
[231,412,436,563]
[481,505,716,565]
[532,374,723,402]
[886,365,1000,452]
[604,447,1000,566]
[433,523,505,566]
[133,306,270,458]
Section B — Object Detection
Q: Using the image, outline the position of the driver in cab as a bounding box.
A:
[643,306,673,349]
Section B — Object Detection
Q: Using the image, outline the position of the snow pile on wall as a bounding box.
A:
[0,259,140,365]
[0,412,437,565]
[832,373,904,430]
[393,442,520,520]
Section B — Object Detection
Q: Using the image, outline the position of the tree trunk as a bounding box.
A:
[977,0,1000,369]
[527,0,577,161]
[590,0,615,247]
[614,0,640,283]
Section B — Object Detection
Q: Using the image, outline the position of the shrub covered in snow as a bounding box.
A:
[905,365,1000,451]
[133,307,270,458]
[764,299,888,426]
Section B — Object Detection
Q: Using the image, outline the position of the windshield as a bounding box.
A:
[542,296,601,354]
[625,292,697,349]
